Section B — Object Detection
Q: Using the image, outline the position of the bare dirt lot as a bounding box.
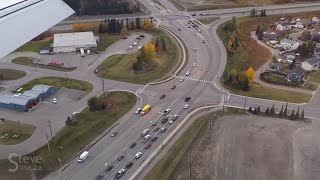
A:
[170,114,310,180]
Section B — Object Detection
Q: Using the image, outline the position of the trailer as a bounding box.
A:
[140,104,151,115]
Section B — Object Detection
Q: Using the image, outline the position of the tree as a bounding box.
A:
[160,37,167,52]
[250,8,257,17]
[295,107,300,119]
[120,26,129,37]
[271,55,277,63]
[284,103,288,117]
[289,109,295,120]
[270,104,275,115]
[238,72,249,90]
[278,105,283,117]
[245,67,255,82]
[155,38,159,51]
[300,109,305,120]
[0,73,3,81]
[137,47,146,61]
[256,25,261,36]
[265,107,270,115]
[144,43,156,62]
[230,69,238,81]
[257,106,261,113]
[248,106,252,113]
[88,96,97,111]
[66,116,72,126]
[135,17,141,29]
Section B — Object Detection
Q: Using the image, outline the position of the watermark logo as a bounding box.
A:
[8,153,43,172]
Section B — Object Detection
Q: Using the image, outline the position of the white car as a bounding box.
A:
[72,112,79,117]
[164,108,171,114]
[128,46,133,50]
[135,108,142,114]
[184,104,189,109]
[169,120,174,124]
[193,48,197,52]
[192,63,196,67]
[180,78,184,82]
[138,46,142,50]
[53,98,57,104]
[186,71,190,76]
[135,152,142,159]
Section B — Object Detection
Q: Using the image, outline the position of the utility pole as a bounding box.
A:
[244,97,247,112]
[101,78,105,99]
[66,73,69,87]
[45,132,51,152]
[48,120,53,141]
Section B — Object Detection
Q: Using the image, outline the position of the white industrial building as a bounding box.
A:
[53,32,98,53]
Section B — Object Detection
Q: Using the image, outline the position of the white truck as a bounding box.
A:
[78,151,89,162]
[80,48,85,57]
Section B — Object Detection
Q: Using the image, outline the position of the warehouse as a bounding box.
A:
[53,32,97,53]
[0,95,35,112]
[22,90,42,101]
[31,84,55,100]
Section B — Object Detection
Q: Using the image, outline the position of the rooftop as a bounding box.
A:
[281,38,298,45]
[53,32,97,48]
[32,84,53,92]
[306,56,320,65]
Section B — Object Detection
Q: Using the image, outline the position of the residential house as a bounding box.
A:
[292,21,304,29]
[286,54,296,62]
[301,56,320,71]
[276,22,292,31]
[312,17,320,23]
[287,66,305,83]
[312,32,320,43]
[299,19,312,28]
[270,62,282,72]
[280,38,300,50]
[263,31,278,40]
[314,47,320,57]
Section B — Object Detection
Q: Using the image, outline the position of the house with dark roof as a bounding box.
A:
[276,22,292,31]
[301,56,320,71]
[287,67,305,83]
[280,38,300,50]
[314,47,320,57]
[312,32,320,43]
[270,62,282,72]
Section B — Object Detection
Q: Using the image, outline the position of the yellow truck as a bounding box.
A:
[140,104,151,115]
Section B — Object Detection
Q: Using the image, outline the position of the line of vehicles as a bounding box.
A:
[128,35,145,50]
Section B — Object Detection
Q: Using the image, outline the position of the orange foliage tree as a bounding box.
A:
[143,43,156,62]
[72,22,99,32]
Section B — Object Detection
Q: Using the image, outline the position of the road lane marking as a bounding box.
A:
[177,76,213,84]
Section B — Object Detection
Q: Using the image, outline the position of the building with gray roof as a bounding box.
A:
[53,32,97,53]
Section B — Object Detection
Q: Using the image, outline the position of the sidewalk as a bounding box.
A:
[250,32,314,95]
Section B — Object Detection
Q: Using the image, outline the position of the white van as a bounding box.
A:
[80,48,85,57]
[78,151,89,163]
[186,71,190,76]
[87,50,91,55]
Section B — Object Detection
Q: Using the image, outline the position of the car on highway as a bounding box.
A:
[171,85,176,90]
[191,14,196,16]
[130,142,137,149]
[143,134,151,143]
[105,165,114,172]
[180,78,184,82]
[117,154,125,161]
[160,127,167,133]
[171,114,179,121]
[169,120,174,124]
[160,94,166,99]
[193,48,197,52]
[135,108,142,114]
[141,129,149,137]
[111,131,117,137]
[186,71,190,76]
[202,40,206,43]
[164,108,171,114]
[188,26,191,28]
[192,62,196,67]
[161,117,169,124]
[125,162,133,169]
[115,169,125,179]
[178,28,181,31]
[128,45,133,50]
[185,97,191,102]
[139,35,145,38]
[95,174,104,180]
[184,104,190,109]
[154,126,160,132]
[135,152,142,159]
[53,98,57,104]
[151,136,158,142]
[151,121,158,126]
[144,143,152,150]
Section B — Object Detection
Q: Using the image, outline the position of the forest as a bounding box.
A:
[63,0,141,15]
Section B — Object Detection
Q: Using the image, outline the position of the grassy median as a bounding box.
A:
[0,120,36,145]
[97,34,121,52]
[0,91,136,179]
[96,30,181,84]
[15,38,53,53]
[20,77,93,93]
[0,69,26,80]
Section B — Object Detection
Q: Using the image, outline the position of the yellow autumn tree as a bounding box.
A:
[226,36,235,55]
[72,22,99,32]
[120,26,129,36]
[140,19,154,31]
[144,43,156,63]
[245,67,255,82]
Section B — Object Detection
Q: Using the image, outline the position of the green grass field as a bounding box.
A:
[20,77,93,93]
[0,120,36,145]
[15,38,53,53]
[0,91,136,179]
[97,34,121,51]
[96,30,181,84]
[12,57,76,72]
[0,69,26,80]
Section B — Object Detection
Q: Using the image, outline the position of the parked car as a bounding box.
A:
[180,78,184,82]
[185,97,191,102]
[160,94,166,99]
[111,131,117,137]
[117,154,125,161]
[139,35,145,38]
[135,152,142,159]
[144,143,152,149]
[95,51,101,54]
[129,142,136,149]
[72,112,79,117]
[178,28,181,31]
[53,98,57,104]
[125,162,133,169]
[105,165,114,172]
[186,71,190,76]
[192,62,196,67]
[193,48,197,52]
[202,40,206,43]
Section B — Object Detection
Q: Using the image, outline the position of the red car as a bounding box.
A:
[144,143,152,150]
[171,85,176,90]
[154,127,160,132]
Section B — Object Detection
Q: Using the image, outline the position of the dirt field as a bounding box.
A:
[169,114,310,180]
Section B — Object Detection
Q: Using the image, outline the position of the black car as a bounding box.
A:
[105,165,114,172]
[117,154,125,161]
[151,121,158,126]
[191,14,196,16]
[130,142,137,148]
[185,97,191,102]
[126,162,133,168]
[178,28,181,31]
[139,35,145,38]
[95,174,104,180]
[160,94,166,99]
[161,117,169,124]
[151,136,158,142]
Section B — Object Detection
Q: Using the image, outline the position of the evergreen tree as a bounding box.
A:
[295,107,300,119]
[126,18,129,29]
[289,110,295,120]
[260,9,264,17]
[301,109,305,120]
[66,116,72,126]
[98,23,104,33]
[278,105,283,117]
[161,37,167,52]
[250,8,257,17]
[257,106,261,113]
[155,38,159,51]
[253,108,258,114]
[270,104,275,115]
[265,107,270,115]
[135,17,141,29]
[248,106,252,113]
